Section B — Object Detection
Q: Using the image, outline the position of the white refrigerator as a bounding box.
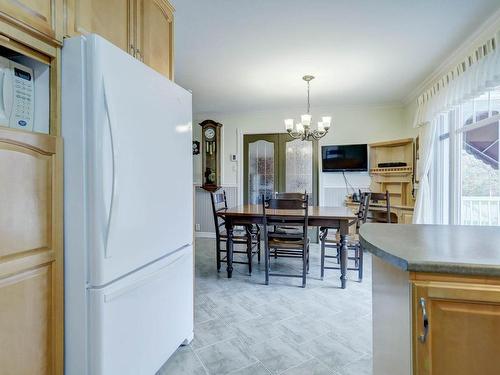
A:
[62,35,194,375]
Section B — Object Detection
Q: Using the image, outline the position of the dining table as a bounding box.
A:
[219,204,357,289]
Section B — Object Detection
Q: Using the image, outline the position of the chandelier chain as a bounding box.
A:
[307,80,310,114]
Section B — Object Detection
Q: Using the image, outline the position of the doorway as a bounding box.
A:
[243,133,319,205]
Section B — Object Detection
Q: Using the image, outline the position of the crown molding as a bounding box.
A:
[193,102,405,118]
[403,8,500,106]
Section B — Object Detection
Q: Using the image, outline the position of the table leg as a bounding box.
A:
[225,221,234,278]
[340,233,348,289]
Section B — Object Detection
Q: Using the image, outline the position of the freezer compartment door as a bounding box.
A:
[85,35,193,286]
[88,245,193,375]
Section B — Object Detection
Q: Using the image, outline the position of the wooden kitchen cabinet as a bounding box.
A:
[412,279,500,375]
[363,225,500,375]
[65,0,174,79]
[65,0,134,54]
[0,128,63,375]
[0,0,63,43]
[136,0,174,78]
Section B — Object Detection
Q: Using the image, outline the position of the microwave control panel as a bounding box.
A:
[0,57,35,131]
[11,64,34,131]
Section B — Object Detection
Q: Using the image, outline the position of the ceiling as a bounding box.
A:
[170,0,500,114]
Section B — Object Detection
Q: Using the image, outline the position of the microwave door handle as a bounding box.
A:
[0,69,13,123]
[102,79,118,258]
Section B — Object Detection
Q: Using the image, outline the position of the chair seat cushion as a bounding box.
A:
[220,228,250,240]
[273,226,302,235]
[269,237,309,249]
[323,232,359,246]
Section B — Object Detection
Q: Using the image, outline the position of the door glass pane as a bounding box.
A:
[249,140,274,204]
[285,139,313,199]
[460,119,500,225]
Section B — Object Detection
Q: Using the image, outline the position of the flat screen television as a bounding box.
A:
[322,144,368,172]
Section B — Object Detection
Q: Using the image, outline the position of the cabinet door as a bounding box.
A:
[65,0,134,55]
[0,128,63,374]
[136,0,174,78]
[402,213,413,224]
[413,281,500,375]
[0,0,62,41]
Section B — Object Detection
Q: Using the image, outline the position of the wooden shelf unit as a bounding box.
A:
[369,138,415,208]
[370,166,414,175]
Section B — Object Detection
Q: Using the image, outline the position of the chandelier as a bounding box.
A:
[284,75,331,141]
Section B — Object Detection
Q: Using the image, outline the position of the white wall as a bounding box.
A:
[193,104,413,205]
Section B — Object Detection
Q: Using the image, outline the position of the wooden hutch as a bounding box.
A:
[347,138,416,224]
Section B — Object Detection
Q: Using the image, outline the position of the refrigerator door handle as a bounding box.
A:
[103,79,118,258]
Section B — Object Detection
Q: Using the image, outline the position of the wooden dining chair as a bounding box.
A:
[319,192,371,280]
[274,192,307,200]
[271,191,308,238]
[210,190,260,274]
[367,191,391,223]
[262,194,310,287]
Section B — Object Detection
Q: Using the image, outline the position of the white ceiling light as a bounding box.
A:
[284,75,332,141]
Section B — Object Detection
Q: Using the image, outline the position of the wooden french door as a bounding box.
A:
[243,133,318,205]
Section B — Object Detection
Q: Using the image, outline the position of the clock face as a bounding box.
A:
[205,128,215,140]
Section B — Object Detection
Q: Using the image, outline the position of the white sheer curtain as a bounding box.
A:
[415,31,500,128]
[413,120,437,224]
[413,30,500,223]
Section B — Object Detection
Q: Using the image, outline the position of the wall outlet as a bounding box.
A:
[195,224,201,231]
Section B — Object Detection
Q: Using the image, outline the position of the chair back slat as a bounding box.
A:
[274,191,307,200]
[355,192,371,230]
[368,190,391,223]
[262,194,309,229]
[210,190,228,236]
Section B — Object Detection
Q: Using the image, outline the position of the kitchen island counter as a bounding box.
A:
[360,223,500,276]
[359,223,500,375]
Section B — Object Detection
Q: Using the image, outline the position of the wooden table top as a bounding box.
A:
[221,204,356,220]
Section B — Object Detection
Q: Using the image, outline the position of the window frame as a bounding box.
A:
[430,88,500,225]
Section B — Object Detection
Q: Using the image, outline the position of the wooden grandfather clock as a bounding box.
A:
[200,120,222,192]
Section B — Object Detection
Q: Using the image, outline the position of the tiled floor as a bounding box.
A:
[158,238,373,375]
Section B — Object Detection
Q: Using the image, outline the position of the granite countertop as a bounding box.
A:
[359,224,500,277]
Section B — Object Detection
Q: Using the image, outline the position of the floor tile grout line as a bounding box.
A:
[254,359,273,375]
[189,345,210,375]
[225,359,261,375]
[196,336,262,375]
[192,332,239,352]
[168,240,373,374]
[276,356,316,375]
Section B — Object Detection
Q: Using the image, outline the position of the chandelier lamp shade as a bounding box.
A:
[284,75,332,141]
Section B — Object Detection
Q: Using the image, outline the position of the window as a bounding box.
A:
[432,88,500,225]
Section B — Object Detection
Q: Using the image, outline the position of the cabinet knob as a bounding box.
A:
[419,297,429,343]
[130,45,136,57]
